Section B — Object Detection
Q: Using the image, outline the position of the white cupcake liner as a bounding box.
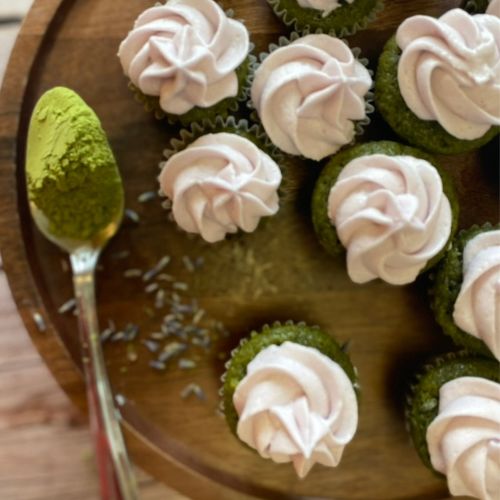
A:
[248,31,375,161]
[266,0,385,38]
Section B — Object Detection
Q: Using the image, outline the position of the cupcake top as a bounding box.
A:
[396,8,500,141]
[251,34,372,161]
[159,133,282,243]
[233,341,358,478]
[453,230,500,361]
[327,154,452,285]
[118,0,249,115]
[426,376,500,500]
[297,0,355,17]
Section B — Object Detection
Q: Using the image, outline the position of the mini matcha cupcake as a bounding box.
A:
[266,0,384,37]
[221,321,359,478]
[375,9,500,155]
[430,224,500,360]
[118,0,254,126]
[251,33,373,162]
[406,352,500,499]
[158,117,283,243]
[312,141,459,285]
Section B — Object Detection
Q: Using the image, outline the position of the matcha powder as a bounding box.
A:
[26,87,124,241]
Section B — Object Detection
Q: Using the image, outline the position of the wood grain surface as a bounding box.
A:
[0,0,497,499]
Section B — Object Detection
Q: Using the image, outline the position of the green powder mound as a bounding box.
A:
[430,223,499,357]
[405,352,500,472]
[375,37,499,155]
[27,87,123,241]
[311,141,459,273]
[222,322,358,436]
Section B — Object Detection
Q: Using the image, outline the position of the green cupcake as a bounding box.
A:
[406,352,500,472]
[311,141,459,285]
[158,117,285,244]
[266,0,384,37]
[221,321,359,478]
[375,7,500,155]
[430,224,500,360]
[117,0,254,126]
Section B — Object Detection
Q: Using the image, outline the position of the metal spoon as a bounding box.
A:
[29,204,139,500]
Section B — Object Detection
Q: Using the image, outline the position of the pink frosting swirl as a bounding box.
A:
[233,342,358,478]
[327,154,452,285]
[396,9,500,140]
[297,0,354,17]
[118,0,249,115]
[427,377,500,500]
[159,133,282,243]
[251,35,372,161]
[453,230,500,360]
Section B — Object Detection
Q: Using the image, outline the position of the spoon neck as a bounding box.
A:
[70,247,100,276]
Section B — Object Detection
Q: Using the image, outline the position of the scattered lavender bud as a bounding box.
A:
[180,383,205,401]
[137,191,157,203]
[158,341,187,363]
[149,360,166,371]
[115,394,126,406]
[142,339,160,353]
[123,269,142,278]
[182,256,195,272]
[111,331,125,342]
[150,332,166,341]
[100,328,114,343]
[32,312,47,332]
[124,323,139,342]
[157,273,174,282]
[125,209,140,223]
[58,298,76,314]
[192,309,205,325]
[127,345,138,363]
[145,283,159,294]
[173,282,189,291]
[142,256,171,282]
[154,289,166,309]
[178,359,197,370]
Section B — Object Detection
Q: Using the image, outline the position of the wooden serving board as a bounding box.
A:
[0,1,498,498]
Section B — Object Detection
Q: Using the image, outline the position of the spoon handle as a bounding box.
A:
[72,252,139,500]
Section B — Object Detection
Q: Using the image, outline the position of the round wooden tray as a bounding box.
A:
[0,0,498,498]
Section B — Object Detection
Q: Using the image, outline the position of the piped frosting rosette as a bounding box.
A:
[118,0,252,122]
[221,322,359,478]
[159,118,282,243]
[233,341,358,478]
[453,230,500,361]
[427,376,500,500]
[396,8,500,141]
[327,153,453,285]
[251,33,373,161]
[405,351,500,486]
